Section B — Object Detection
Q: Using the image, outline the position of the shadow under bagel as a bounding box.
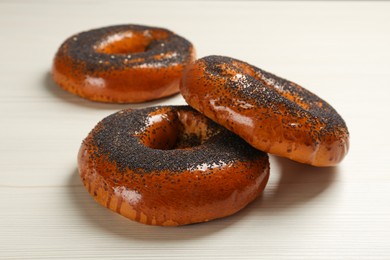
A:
[256,155,337,212]
[67,151,337,238]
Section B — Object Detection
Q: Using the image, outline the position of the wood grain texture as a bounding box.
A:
[1,0,389,259]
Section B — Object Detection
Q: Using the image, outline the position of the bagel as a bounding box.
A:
[180,55,349,166]
[52,24,195,103]
[78,106,270,226]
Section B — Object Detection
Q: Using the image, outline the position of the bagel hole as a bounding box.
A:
[139,110,215,150]
[95,30,169,54]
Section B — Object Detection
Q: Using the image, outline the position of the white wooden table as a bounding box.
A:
[1,1,389,259]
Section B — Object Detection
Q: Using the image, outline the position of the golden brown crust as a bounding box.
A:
[78,106,269,226]
[52,24,196,103]
[180,55,349,166]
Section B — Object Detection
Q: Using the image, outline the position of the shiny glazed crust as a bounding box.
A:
[78,106,269,226]
[52,24,196,103]
[180,55,349,166]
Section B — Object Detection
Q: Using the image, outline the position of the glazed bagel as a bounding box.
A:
[52,24,195,103]
[180,55,349,166]
[78,106,269,226]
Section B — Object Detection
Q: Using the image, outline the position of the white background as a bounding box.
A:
[1,0,389,259]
